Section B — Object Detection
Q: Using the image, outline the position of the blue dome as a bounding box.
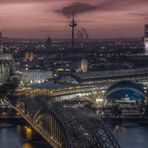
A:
[105,80,146,101]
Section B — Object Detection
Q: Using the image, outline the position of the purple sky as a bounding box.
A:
[0,0,147,38]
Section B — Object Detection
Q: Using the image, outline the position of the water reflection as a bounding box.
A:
[23,143,33,148]
[114,125,125,134]
[0,128,22,148]
[17,125,21,136]
[0,127,50,148]
[1,125,148,148]
[113,126,148,148]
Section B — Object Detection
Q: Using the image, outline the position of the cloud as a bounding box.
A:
[55,2,97,18]
[55,0,148,18]
[129,12,148,18]
[128,12,148,21]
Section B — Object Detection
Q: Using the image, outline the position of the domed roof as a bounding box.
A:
[105,80,146,101]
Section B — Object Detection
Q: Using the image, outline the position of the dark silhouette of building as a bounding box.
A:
[45,37,52,50]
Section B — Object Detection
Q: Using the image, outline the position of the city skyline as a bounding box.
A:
[0,0,148,39]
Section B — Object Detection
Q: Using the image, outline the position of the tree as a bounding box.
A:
[0,84,9,97]
[7,76,20,91]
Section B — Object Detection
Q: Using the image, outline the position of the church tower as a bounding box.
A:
[0,32,15,83]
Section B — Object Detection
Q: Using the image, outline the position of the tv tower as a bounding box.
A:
[69,12,77,48]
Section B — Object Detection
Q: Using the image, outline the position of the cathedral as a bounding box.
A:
[0,32,15,84]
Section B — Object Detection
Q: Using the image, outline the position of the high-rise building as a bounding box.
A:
[0,32,3,54]
[45,37,52,50]
[81,59,88,73]
[144,24,148,55]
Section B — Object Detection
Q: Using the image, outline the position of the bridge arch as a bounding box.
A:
[10,89,121,148]
[16,99,29,114]
[33,107,73,148]
[16,97,73,148]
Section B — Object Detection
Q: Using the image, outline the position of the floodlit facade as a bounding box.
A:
[144,24,148,55]
[81,59,88,73]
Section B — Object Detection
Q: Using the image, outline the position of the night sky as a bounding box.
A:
[0,0,147,39]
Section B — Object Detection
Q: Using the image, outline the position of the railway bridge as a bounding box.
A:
[5,87,120,148]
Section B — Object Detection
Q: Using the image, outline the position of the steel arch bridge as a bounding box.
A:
[6,91,120,148]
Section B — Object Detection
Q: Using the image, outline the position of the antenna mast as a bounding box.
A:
[69,11,77,48]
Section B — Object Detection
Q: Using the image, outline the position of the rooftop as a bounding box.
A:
[0,54,13,61]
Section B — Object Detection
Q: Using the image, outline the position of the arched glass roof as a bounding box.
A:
[105,80,146,101]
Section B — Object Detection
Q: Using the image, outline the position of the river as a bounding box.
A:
[0,126,50,148]
[0,126,148,148]
[113,125,148,148]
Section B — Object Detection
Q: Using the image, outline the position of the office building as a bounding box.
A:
[144,24,148,55]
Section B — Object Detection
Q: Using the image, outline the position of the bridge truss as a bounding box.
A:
[6,90,120,148]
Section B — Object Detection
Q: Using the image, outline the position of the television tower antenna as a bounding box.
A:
[69,11,77,48]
